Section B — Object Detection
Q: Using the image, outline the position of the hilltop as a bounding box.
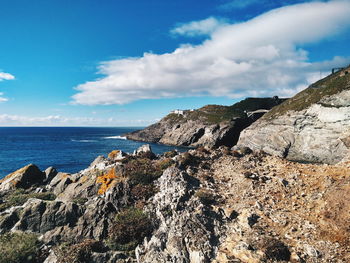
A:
[125,97,286,148]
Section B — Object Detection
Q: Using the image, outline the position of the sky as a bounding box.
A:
[0,0,350,126]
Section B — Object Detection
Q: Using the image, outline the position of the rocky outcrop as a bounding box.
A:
[0,164,45,191]
[1,143,350,262]
[125,97,286,148]
[237,66,350,164]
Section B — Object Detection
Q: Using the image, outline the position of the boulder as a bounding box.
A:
[108,150,126,161]
[44,167,58,183]
[0,164,45,191]
[133,144,156,159]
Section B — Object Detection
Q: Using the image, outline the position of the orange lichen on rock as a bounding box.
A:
[108,150,121,159]
[96,167,117,195]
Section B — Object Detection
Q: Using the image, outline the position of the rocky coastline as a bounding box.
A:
[0,68,350,262]
[125,97,286,148]
[0,143,350,262]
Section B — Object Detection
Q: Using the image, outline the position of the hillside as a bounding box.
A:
[125,97,286,148]
[237,65,350,164]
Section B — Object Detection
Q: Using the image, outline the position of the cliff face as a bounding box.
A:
[125,97,286,148]
[1,146,350,262]
[237,66,350,164]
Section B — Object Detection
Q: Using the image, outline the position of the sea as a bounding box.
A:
[0,127,187,178]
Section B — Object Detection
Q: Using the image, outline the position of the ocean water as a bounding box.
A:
[0,127,187,178]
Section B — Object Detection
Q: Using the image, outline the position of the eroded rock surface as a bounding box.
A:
[237,67,350,164]
[0,145,350,262]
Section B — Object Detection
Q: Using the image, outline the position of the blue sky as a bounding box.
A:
[0,0,350,126]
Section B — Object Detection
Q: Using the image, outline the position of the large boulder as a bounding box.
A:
[0,164,45,191]
[237,67,350,164]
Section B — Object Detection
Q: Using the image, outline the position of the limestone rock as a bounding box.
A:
[237,68,350,164]
[0,164,45,191]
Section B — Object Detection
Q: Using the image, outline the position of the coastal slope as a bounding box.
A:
[237,66,350,164]
[125,97,286,148]
[0,146,349,262]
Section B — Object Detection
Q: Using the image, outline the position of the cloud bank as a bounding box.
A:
[0,71,15,102]
[0,114,154,126]
[73,1,350,105]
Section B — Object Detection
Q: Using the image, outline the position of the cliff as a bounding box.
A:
[0,146,349,262]
[125,97,286,148]
[236,65,350,164]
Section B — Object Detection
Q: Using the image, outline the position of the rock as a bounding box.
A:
[133,144,156,159]
[0,164,45,191]
[136,167,223,263]
[237,67,350,164]
[125,97,286,148]
[44,167,58,183]
[13,199,83,234]
[108,150,126,161]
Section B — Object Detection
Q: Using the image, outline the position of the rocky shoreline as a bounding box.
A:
[0,68,350,262]
[0,144,349,262]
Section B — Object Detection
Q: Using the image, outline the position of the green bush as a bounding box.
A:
[123,158,162,185]
[156,158,175,170]
[108,207,152,251]
[0,232,42,263]
[0,191,56,212]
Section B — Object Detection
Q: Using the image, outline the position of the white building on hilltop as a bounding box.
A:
[170,109,184,115]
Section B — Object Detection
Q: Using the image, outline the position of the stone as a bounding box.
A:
[237,71,350,164]
[0,164,45,191]
[44,167,58,183]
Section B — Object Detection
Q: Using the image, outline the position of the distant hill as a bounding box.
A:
[125,97,286,148]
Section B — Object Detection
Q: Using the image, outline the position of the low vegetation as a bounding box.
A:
[55,239,104,263]
[264,72,350,119]
[0,232,42,263]
[0,189,56,212]
[123,158,163,185]
[163,97,285,125]
[108,207,153,251]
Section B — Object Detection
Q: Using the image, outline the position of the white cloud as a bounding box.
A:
[73,1,350,105]
[0,93,8,102]
[219,0,261,10]
[0,72,14,102]
[0,72,15,81]
[0,114,154,126]
[170,17,228,37]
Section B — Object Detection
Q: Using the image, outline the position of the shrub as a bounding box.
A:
[108,207,152,251]
[156,158,174,170]
[0,232,42,263]
[163,150,178,158]
[179,152,198,168]
[0,191,56,212]
[55,239,104,263]
[124,158,162,186]
[131,184,157,201]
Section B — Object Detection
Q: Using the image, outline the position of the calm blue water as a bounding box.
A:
[0,127,187,178]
